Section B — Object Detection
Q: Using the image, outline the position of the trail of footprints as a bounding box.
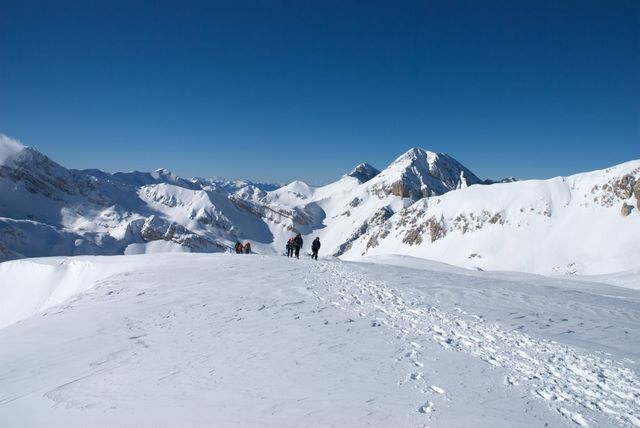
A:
[306,261,640,428]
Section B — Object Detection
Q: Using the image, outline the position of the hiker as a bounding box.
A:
[286,237,294,257]
[244,242,251,254]
[235,241,243,254]
[293,233,303,259]
[311,237,321,260]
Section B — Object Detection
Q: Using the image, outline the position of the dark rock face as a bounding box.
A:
[0,148,108,205]
[347,163,380,183]
[140,216,223,250]
[621,202,633,217]
[482,177,518,185]
[0,238,23,261]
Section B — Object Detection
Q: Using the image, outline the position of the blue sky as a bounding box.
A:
[1,0,638,184]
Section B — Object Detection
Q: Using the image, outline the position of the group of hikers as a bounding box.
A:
[234,241,251,254]
[232,234,321,259]
[286,234,321,260]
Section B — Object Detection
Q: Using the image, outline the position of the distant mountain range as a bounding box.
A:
[1,133,638,276]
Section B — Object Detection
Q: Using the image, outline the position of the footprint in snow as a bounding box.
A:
[418,401,435,413]
[410,372,423,380]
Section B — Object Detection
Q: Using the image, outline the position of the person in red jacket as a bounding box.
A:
[286,237,294,257]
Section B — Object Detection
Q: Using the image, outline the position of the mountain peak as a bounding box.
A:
[370,147,482,199]
[347,163,380,183]
[392,148,437,165]
[402,147,434,157]
[152,168,177,178]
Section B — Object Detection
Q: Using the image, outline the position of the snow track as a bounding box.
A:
[306,260,640,427]
[1,253,638,427]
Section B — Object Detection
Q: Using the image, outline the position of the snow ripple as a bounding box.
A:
[307,261,640,427]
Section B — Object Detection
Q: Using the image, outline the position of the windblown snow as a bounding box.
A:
[0,134,25,165]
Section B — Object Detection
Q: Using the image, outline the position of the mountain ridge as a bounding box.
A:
[1,133,638,277]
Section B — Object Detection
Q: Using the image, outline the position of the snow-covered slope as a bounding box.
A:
[259,147,485,258]
[345,160,640,275]
[0,134,275,259]
[0,253,638,427]
[1,132,638,278]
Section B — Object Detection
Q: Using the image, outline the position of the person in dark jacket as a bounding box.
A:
[293,233,303,259]
[244,242,251,254]
[235,241,243,254]
[286,237,294,257]
[311,237,321,260]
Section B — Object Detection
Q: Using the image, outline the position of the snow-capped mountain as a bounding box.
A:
[1,133,638,277]
[366,148,483,200]
[343,160,640,275]
[0,135,272,259]
[346,163,380,183]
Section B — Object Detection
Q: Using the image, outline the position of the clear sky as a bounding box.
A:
[1,0,638,185]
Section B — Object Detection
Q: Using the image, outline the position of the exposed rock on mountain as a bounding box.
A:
[332,206,393,256]
[347,163,380,183]
[367,148,482,200]
[1,133,638,276]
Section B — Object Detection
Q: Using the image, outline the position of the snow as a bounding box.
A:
[124,240,190,255]
[347,160,640,277]
[2,133,638,283]
[0,134,25,165]
[2,132,640,424]
[0,253,638,427]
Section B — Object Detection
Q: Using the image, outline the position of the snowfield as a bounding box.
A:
[1,253,639,427]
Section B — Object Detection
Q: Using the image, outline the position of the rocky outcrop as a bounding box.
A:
[369,148,482,202]
[0,149,107,204]
[0,240,22,262]
[139,216,223,250]
[402,215,447,245]
[451,210,505,234]
[390,177,428,199]
[347,163,380,183]
[613,175,636,199]
[621,202,633,217]
[231,196,313,229]
[482,177,518,185]
[333,207,393,256]
[592,172,639,208]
